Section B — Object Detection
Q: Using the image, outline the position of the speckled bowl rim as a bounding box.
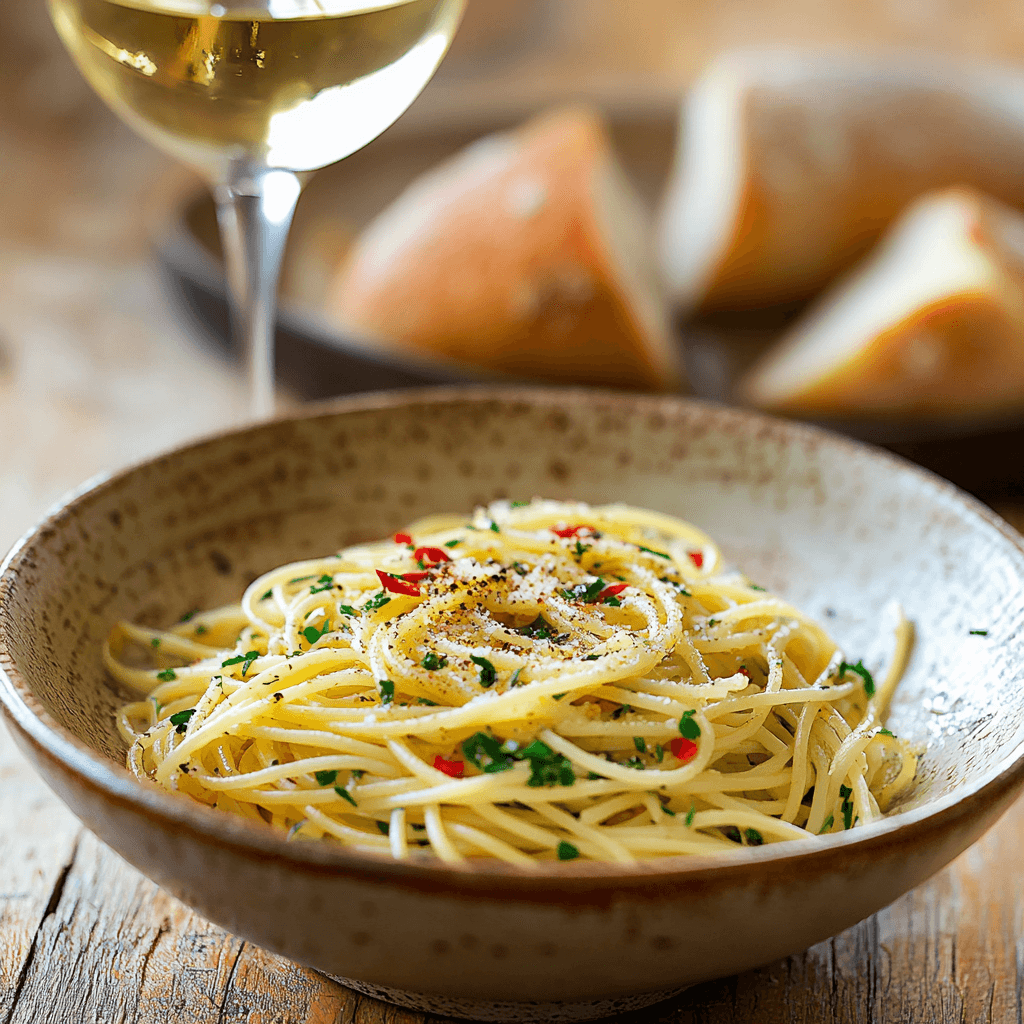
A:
[3,386,1024,897]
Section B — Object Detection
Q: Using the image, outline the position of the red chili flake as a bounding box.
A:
[433,754,464,778]
[738,667,751,679]
[376,570,421,596]
[414,546,451,567]
[394,532,413,545]
[401,571,432,583]
[550,524,596,539]
[669,737,698,763]
[597,583,628,602]
[688,550,704,569]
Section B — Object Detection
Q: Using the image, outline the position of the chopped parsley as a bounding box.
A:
[745,828,764,846]
[557,841,580,861]
[659,577,692,597]
[723,825,742,844]
[470,654,497,688]
[417,697,438,706]
[512,561,529,576]
[561,577,607,603]
[678,710,701,740]
[150,637,161,649]
[819,815,834,834]
[338,604,358,617]
[654,743,664,763]
[315,770,338,786]
[379,680,395,705]
[839,660,875,697]
[685,803,696,827]
[156,668,176,682]
[335,787,357,807]
[362,592,392,612]
[222,650,260,677]
[169,709,195,734]
[749,583,766,592]
[573,540,590,558]
[444,539,462,548]
[584,654,600,661]
[489,521,500,533]
[878,728,894,737]
[509,667,524,687]
[309,574,335,594]
[638,545,670,559]
[179,609,197,623]
[377,820,390,835]
[289,575,316,585]
[421,653,448,670]
[604,595,622,607]
[969,629,989,637]
[510,500,531,508]
[302,621,331,646]
[624,756,645,770]
[260,589,273,601]
[520,615,557,640]
[521,740,575,787]
[195,625,208,636]
[839,784,855,830]
[633,736,646,753]
[587,771,603,780]
[611,704,631,719]
[462,732,515,774]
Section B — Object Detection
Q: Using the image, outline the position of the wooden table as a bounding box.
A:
[4,2,1024,1021]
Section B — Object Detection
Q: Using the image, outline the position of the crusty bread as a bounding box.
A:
[659,50,1024,312]
[739,188,1024,419]
[325,107,682,391]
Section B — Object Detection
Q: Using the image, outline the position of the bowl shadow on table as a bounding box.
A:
[154,107,1024,502]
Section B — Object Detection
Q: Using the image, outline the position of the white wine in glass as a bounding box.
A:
[49,0,466,416]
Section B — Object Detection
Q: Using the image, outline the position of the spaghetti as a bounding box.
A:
[108,500,918,865]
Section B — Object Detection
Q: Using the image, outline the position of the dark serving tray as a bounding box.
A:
[154,106,1024,500]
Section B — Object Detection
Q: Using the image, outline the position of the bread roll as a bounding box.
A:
[659,50,1024,312]
[739,188,1024,419]
[325,107,682,391]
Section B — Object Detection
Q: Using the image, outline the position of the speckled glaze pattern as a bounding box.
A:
[3,388,1024,1018]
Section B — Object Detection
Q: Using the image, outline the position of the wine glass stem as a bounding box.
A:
[214,163,303,420]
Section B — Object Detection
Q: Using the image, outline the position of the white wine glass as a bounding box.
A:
[48,0,466,418]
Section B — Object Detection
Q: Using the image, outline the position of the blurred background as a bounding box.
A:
[7,0,1024,556]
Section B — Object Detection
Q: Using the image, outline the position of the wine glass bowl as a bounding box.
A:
[47,0,466,416]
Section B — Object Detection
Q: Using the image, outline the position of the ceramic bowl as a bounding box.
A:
[3,388,1024,1022]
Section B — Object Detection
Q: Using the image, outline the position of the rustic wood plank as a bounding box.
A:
[0,722,83,1024]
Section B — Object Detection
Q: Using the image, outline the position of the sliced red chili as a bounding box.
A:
[550,524,596,539]
[433,754,464,778]
[688,550,704,569]
[597,583,628,602]
[376,570,421,596]
[669,737,698,763]
[394,532,413,545]
[414,546,451,567]
[401,571,432,583]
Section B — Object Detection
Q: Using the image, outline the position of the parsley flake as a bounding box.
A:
[444,539,462,548]
[462,732,515,774]
[335,787,357,807]
[638,545,670,559]
[338,604,358,617]
[819,815,834,834]
[302,621,331,646]
[879,727,894,737]
[509,667,525,687]
[522,740,575,787]
[169,709,195,734]
[557,841,580,861]
[363,592,392,612]
[679,710,701,739]
[745,828,764,846]
[470,654,497,688]
[315,770,338,786]
[379,680,395,705]
[309,574,335,594]
[421,653,448,670]
[839,660,875,697]
[377,820,390,835]
[156,668,176,682]
[633,736,646,753]
[222,650,261,677]
[970,629,989,637]
[685,803,696,827]
[489,521,500,533]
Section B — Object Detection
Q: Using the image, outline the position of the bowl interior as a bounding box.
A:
[3,390,1024,831]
